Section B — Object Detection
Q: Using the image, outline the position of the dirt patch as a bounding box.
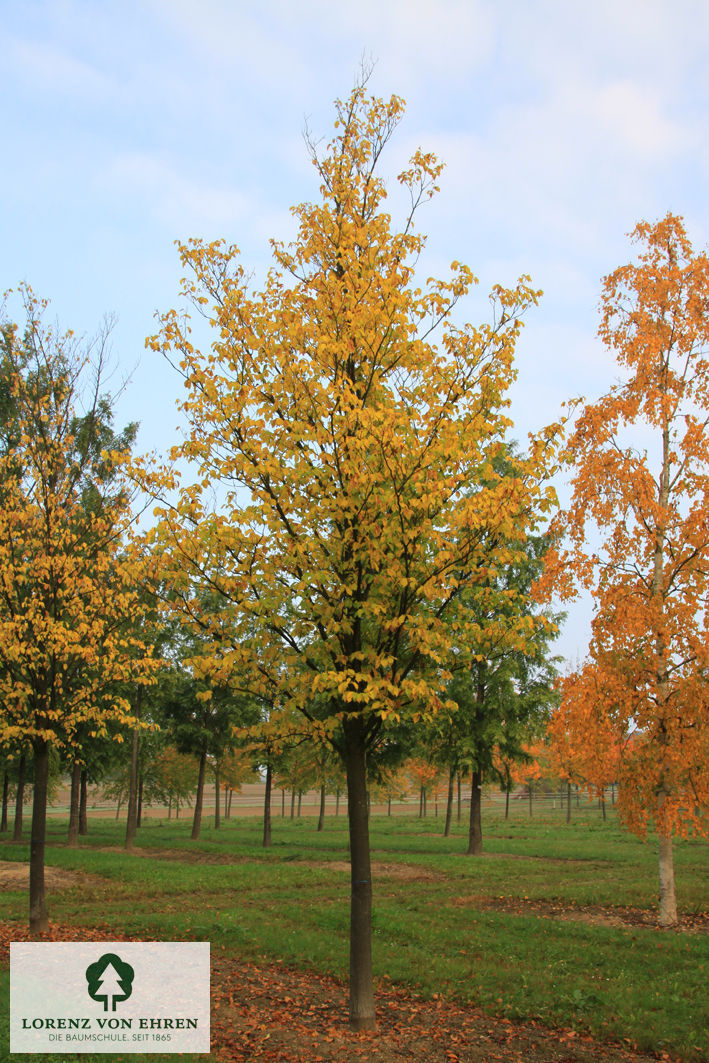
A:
[0,860,100,892]
[311,860,445,882]
[96,845,241,864]
[451,893,709,933]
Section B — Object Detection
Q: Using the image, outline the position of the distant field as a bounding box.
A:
[1,804,707,1062]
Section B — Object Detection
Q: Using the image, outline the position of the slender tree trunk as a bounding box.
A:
[343,716,375,1031]
[566,781,572,824]
[652,423,677,928]
[658,833,678,927]
[79,768,88,835]
[214,764,220,830]
[467,769,483,855]
[281,788,285,817]
[658,790,678,927]
[528,781,533,817]
[457,772,462,823]
[599,787,607,821]
[67,760,81,847]
[290,789,296,820]
[191,748,207,841]
[263,761,272,848]
[13,752,26,841]
[228,789,233,817]
[115,797,122,821]
[125,686,142,850]
[137,776,144,827]
[297,790,302,817]
[443,766,454,837]
[29,739,50,935]
[505,785,510,820]
[1,769,9,832]
[317,783,326,832]
[336,787,341,816]
[168,796,172,821]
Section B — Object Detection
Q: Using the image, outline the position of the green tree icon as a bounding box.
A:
[85,953,134,1011]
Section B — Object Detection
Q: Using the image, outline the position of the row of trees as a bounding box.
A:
[2,78,708,1030]
[0,725,617,851]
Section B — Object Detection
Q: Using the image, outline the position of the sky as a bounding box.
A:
[2,0,708,663]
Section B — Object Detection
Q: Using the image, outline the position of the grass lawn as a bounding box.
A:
[0,801,707,1062]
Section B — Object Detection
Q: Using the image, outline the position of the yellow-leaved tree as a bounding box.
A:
[148,83,562,1028]
[0,288,157,934]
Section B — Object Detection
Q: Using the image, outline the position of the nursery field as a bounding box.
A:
[1,806,707,1063]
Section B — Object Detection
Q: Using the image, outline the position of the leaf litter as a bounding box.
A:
[0,920,676,1063]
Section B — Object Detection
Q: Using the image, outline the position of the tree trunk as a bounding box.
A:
[336,787,341,816]
[505,785,510,820]
[168,797,172,821]
[115,797,122,821]
[125,687,142,850]
[566,781,572,824]
[317,783,326,831]
[263,761,272,848]
[1,769,9,832]
[79,768,88,835]
[214,764,220,830]
[13,753,26,841]
[652,423,677,928]
[191,748,207,841]
[467,769,483,855]
[29,739,50,935]
[343,716,375,1031]
[137,775,144,828]
[290,789,296,819]
[658,831,678,927]
[528,781,533,817]
[67,760,81,847]
[457,772,462,823]
[443,766,454,837]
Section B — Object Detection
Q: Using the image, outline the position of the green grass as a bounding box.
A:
[1,805,707,1061]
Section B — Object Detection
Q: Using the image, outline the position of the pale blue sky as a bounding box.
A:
[2,0,708,660]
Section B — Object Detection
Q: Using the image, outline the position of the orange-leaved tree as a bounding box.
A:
[546,666,622,819]
[548,214,709,926]
[0,287,157,933]
[146,82,562,1027]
